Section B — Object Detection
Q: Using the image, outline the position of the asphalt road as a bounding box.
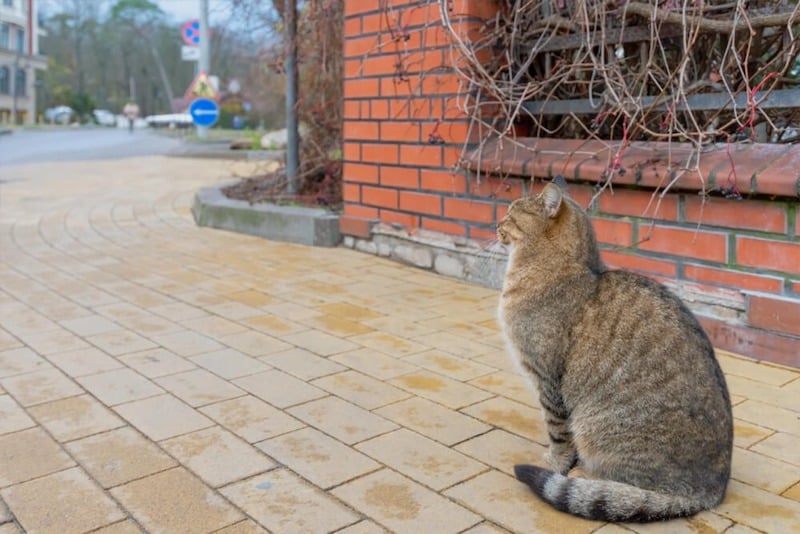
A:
[0,128,184,168]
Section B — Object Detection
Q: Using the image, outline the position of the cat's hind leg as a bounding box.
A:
[538,381,577,474]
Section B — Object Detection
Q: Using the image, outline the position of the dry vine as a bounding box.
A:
[434,0,800,199]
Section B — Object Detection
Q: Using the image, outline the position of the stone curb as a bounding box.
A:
[192,182,341,247]
[169,148,285,161]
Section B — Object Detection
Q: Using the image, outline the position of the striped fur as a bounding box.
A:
[497,183,733,523]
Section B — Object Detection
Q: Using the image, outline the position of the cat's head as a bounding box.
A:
[496,182,602,269]
[496,182,568,246]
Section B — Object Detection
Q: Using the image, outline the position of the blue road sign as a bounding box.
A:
[189,98,220,127]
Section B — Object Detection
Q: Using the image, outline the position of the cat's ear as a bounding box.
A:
[542,183,563,218]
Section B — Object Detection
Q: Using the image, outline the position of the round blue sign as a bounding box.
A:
[189,98,219,127]
[182,20,201,46]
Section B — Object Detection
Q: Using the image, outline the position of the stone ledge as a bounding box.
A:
[465,138,799,198]
[192,183,341,247]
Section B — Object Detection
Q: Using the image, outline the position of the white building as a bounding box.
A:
[0,0,46,124]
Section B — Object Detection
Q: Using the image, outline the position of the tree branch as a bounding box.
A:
[621,3,800,34]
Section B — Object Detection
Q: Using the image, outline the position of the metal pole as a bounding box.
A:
[197,0,210,139]
[285,0,299,194]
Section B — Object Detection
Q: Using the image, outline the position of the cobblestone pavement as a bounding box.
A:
[0,157,798,533]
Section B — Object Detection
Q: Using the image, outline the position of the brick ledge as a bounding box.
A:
[464,138,799,198]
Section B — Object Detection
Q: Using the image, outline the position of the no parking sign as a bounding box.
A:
[181,19,201,46]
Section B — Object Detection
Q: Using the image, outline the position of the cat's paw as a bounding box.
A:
[545,447,577,475]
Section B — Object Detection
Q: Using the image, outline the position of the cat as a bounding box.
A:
[496,180,733,522]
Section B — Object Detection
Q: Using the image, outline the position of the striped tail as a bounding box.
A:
[514,464,713,523]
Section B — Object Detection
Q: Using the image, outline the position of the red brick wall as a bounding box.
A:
[342,1,800,367]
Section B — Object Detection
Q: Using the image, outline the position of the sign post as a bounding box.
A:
[189,98,220,128]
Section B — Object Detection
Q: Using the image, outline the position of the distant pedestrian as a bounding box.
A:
[123,101,140,133]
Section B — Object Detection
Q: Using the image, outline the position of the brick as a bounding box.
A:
[342,162,378,184]
[600,250,678,277]
[444,146,465,168]
[345,120,380,140]
[381,77,415,98]
[342,183,360,203]
[380,166,419,189]
[444,198,495,224]
[737,237,800,276]
[421,74,463,95]
[361,54,403,76]
[685,196,788,233]
[400,144,443,168]
[748,293,800,336]
[344,58,362,79]
[344,3,379,17]
[344,35,383,58]
[699,317,800,368]
[362,143,399,165]
[399,191,442,216]
[638,225,727,262]
[596,188,679,220]
[344,77,380,98]
[469,226,497,241]
[380,209,419,229]
[469,177,525,201]
[421,169,467,194]
[344,16,361,37]
[345,204,379,221]
[370,99,390,119]
[591,217,634,247]
[684,264,784,293]
[421,217,467,236]
[361,186,398,209]
[380,121,420,142]
[361,13,385,34]
[343,142,360,161]
[343,100,360,119]
[402,3,443,28]
[405,48,446,74]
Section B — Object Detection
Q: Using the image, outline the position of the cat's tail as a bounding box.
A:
[514,464,718,522]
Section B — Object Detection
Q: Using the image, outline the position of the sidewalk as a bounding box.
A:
[0,156,798,533]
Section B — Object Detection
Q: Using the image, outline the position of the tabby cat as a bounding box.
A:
[496,181,733,522]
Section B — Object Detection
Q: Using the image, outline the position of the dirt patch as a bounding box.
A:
[221,164,341,210]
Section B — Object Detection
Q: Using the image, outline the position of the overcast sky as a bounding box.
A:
[154,0,231,24]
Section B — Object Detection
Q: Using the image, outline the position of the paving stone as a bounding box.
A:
[221,469,359,533]
[287,396,397,445]
[46,347,123,377]
[0,395,34,436]
[330,348,419,380]
[461,522,512,533]
[155,368,245,407]
[1,467,124,533]
[241,314,308,336]
[234,369,327,408]
[375,397,491,446]
[111,467,242,532]
[445,470,601,533]
[118,348,197,378]
[349,331,428,357]
[66,426,177,488]
[784,482,800,502]
[60,314,121,337]
[356,428,487,491]
[149,330,224,356]
[161,426,275,487]
[214,519,269,534]
[0,348,49,378]
[1,368,83,407]
[0,495,11,523]
[733,419,775,449]
[281,329,359,356]
[113,394,214,441]
[412,332,496,358]
[455,429,547,477]
[717,351,799,386]
[733,399,800,437]
[86,329,158,356]
[0,427,74,488]
[315,302,384,321]
[217,330,292,356]
[335,520,389,533]
[312,370,411,410]
[333,468,481,533]
[623,511,732,533]
[257,427,380,489]
[404,350,495,382]
[0,329,22,352]
[259,348,345,380]
[751,432,800,466]
[726,374,800,413]
[78,368,163,406]
[714,480,800,532]
[390,370,494,409]
[461,396,549,445]
[28,394,125,442]
[15,327,90,355]
[200,395,304,443]
[91,520,145,534]
[189,348,270,379]
[468,370,540,407]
